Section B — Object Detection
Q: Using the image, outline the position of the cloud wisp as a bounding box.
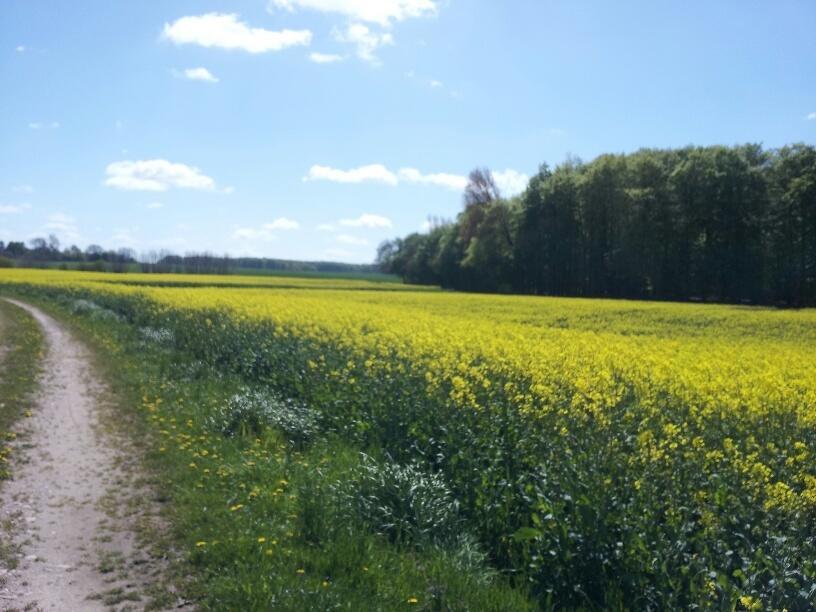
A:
[105,159,217,192]
[162,13,312,54]
[0,203,32,214]
[309,52,344,64]
[270,0,437,27]
[180,67,219,82]
[339,213,392,228]
[233,218,300,242]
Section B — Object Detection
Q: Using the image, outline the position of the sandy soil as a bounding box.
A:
[0,299,170,611]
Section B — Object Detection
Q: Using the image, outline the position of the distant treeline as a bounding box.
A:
[378,144,816,306]
[0,238,381,276]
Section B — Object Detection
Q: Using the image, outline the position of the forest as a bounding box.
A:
[378,144,816,306]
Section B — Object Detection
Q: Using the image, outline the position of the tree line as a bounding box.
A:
[0,237,383,276]
[378,143,816,306]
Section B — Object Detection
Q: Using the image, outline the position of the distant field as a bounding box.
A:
[1,268,814,610]
[23,261,402,284]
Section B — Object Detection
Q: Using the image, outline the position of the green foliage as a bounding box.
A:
[209,389,320,446]
[0,257,14,268]
[381,143,816,305]
[335,454,463,548]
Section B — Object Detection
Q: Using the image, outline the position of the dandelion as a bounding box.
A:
[407,596,418,604]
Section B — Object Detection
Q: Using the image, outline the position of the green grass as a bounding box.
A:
[0,299,44,480]
[10,294,533,611]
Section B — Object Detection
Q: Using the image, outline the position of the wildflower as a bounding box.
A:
[407,596,418,604]
[195,541,207,547]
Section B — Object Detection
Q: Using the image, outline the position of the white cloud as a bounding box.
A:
[29,121,59,130]
[492,169,529,197]
[233,218,299,241]
[11,185,33,194]
[146,202,164,209]
[420,219,432,232]
[309,52,343,64]
[44,213,80,240]
[316,223,336,232]
[305,164,528,194]
[0,203,32,214]
[337,234,368,245]
[398,167,467,191]
[270,0,437,27]
[264,217,300,230]
[162,13,312,54]
[333,23,393,64]
[182,67,219,83]
[105,159,216,192]
[305,164,398,185]
[324,248,352,258]
[233,227,276,241]
[807,112,816,121]
[339,213,392,228]
[429,79,442,88]
[15,45,25,53]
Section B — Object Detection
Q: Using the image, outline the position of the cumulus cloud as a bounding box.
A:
[0,203,32,214]
[492,169,530,197]
[181,67,219,82]
[305,164,398,185]
[264,217,300,230]
[398,167,467,191]
[309,52,344,63]
[305,164,528,194]
[105,159,216,192]
[339,213,392,228]
[270,0,437,27]
[337,234,368,245]
[333,23,392,64]
[162,13,312,54]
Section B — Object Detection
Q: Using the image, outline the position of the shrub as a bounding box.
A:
[209,389,320,445]
[335,454,462,548]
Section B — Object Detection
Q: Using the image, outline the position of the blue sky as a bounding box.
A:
[2,1,815,263]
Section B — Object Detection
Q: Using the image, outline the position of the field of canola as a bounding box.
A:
[1,268,815,609]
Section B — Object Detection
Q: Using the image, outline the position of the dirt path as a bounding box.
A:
[0,299,169,611]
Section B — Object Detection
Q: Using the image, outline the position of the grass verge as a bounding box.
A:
[0,299,44,572]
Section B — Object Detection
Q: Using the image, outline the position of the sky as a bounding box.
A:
[1,1,815,263]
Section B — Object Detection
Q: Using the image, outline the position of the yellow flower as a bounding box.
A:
[195,541,207,547]
[407,596,418,604]
[257,537,266,544]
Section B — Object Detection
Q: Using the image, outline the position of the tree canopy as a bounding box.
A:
[379,144,816,306]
